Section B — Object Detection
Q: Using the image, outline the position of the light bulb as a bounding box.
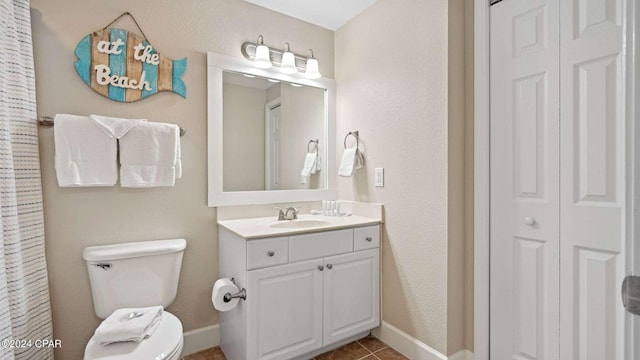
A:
[253,35,272,69]
[280,43,298,74]
[304,58,321,79]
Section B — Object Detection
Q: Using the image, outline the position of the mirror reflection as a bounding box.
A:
[222,71,326,192]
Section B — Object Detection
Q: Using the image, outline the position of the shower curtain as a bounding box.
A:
[0,0,54,359]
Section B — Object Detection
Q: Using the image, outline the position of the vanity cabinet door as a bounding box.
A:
[247,259,324,360]
[322,248,380,346]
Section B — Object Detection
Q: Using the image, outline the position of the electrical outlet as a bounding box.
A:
[375,168,384,187]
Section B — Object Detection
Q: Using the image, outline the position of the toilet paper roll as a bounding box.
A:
[212,278,240,312]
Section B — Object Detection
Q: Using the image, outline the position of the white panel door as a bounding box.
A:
[265,101,281,190]
[490,0,560,359]
[247,259,323,360]
[559,0,628,358]
[323,249,380,345]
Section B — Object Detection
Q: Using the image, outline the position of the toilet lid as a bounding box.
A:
[84,311,183,360]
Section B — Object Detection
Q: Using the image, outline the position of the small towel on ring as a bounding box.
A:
[93,306,164,346]
[338,146,364,178]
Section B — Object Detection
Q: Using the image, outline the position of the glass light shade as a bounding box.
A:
[280,52,298,74]
[304,58,321,79]
[253,44,272,69]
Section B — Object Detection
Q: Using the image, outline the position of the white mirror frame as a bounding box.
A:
[207,52,336,207]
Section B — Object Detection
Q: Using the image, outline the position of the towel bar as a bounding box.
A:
[37,116,186,137]
[344,130,359,149]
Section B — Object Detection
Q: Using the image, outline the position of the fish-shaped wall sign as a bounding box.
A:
[74,28,187,102]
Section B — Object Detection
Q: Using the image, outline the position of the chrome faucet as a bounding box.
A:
[275,206,299,220]
[284,207,299,220]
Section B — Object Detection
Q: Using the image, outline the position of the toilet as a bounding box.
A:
[82,238,187,360]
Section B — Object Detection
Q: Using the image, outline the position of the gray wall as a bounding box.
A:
[335,0,473,355]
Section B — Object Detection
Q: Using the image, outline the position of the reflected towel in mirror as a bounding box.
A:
[301,152,320,184]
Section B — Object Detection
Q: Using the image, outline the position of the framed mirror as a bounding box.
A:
[207,52,336,206]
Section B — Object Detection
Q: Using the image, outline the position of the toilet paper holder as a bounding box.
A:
[223,278,247,303]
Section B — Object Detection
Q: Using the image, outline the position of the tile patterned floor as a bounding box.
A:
[182,334,408,360]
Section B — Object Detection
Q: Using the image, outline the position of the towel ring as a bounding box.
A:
[344,131,359,149]
[308,139,319,153]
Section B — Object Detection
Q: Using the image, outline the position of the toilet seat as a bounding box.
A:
[84,311,183,360]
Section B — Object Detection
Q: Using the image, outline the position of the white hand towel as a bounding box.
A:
[54,114,117,187]
[355,149,364,170]
[300,152,319,184]
[89,114,147,139]
[93,306,164,346]
[175,136,182,179]
[338,147,358,177]
[119,122,180,187]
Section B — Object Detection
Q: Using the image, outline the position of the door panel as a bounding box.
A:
[247,259,323,360]
[323,249,380,345]
[490,0,560,359]
[265,102,281,190]
[491,0,634,359]
[559,0,626,358]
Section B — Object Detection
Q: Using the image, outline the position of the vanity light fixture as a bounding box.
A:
[290,83,303,87]
[267,78,281,83]
[304,50,321,79]
[241,36,322,79]
[252,35,272,69]
[280,43,298,74]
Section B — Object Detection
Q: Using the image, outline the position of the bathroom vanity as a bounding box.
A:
[218,215,381,360]
[208,50,379,359]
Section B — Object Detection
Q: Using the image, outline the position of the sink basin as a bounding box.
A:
[269,219,331,229]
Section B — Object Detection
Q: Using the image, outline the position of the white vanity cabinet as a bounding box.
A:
[322,248,379,345]
[247,259,324,360]
[218,223,381,360]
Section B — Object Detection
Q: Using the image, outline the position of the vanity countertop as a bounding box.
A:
[217,214,381,239]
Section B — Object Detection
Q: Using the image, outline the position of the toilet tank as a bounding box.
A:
[83,239,187,319]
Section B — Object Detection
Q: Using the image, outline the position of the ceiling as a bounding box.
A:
[244,0,378,31]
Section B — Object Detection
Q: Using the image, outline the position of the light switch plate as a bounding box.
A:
[375,168,384,187]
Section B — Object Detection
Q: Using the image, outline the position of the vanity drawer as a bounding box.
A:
[247,237,289,270]
[354,225,380,251]
[289,229,353,262]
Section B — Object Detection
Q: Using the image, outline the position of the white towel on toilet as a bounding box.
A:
[119,122,181,187]
[54,114,118,186]
[93,306,164,346]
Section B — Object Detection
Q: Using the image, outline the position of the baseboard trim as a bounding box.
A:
[182,323,220,356]
[182,322,474,360]
[372,321,473,360]
[449,349,474,360]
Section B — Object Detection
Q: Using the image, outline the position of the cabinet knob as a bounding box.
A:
[524,217,536,226]
[365,236,373,242]
[267,250,275,257]
[318,265,324,271]
[326,264,333,269]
